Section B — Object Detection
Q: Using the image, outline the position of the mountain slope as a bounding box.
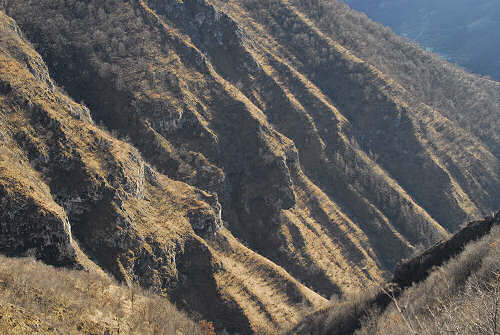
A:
[0,11,325,333]
[344,0,500,81]
[364,222,499,335]
[293,0,500,158]
[0,254,207,335]
[288,212,500,335]
[1,0,500,333]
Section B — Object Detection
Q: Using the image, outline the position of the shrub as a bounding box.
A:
[0,254,205,334]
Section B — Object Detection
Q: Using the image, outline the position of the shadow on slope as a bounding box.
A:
[288,211,500,335]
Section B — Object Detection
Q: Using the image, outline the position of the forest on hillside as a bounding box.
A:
[344,0,500,81]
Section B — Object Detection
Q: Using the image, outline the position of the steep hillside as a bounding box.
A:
[292,0,500,158]
[0,11,325,334]
[344,0,500,81]
[1,0,500,333]
[360,223,500,335]
[289,212,500,335]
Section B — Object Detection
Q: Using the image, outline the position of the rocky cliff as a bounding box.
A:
[1,0,500,333]
[0,10,325,333]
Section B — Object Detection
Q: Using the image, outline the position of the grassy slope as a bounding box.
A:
[288,214,500,335]
[0,255,205,335]
[356,225,500,334]
[3,0,387,301]
[0,9,327,334]
[2,0,500,333]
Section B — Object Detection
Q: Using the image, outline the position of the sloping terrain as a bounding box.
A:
[0,0,500,333]
[361,225,499,335]
[0,254,207,335]
[291,0,500,158]
[0,11,325,334]
[288,212,500,335]
[344,0,500,81]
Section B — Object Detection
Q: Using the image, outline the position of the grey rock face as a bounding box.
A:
[189,190,223,235]
[0,187,76,266]
[188,210,221,235]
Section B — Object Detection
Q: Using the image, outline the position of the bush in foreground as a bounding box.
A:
[0,255,207,335]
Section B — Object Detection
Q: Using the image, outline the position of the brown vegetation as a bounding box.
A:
[0,254,206,335]
[0,10,326,333]
[288,215,500,335]
[357,225,500,335]
[291,0,500,146]
[1,0,500,333]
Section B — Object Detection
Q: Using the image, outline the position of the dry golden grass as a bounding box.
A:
[0,254,208,335]
[0,10,327,333]
[288,223,500,335]
[205,228,328,334]
[211,0,497,232]
[356,225,500,335]
[2,1,500,334]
